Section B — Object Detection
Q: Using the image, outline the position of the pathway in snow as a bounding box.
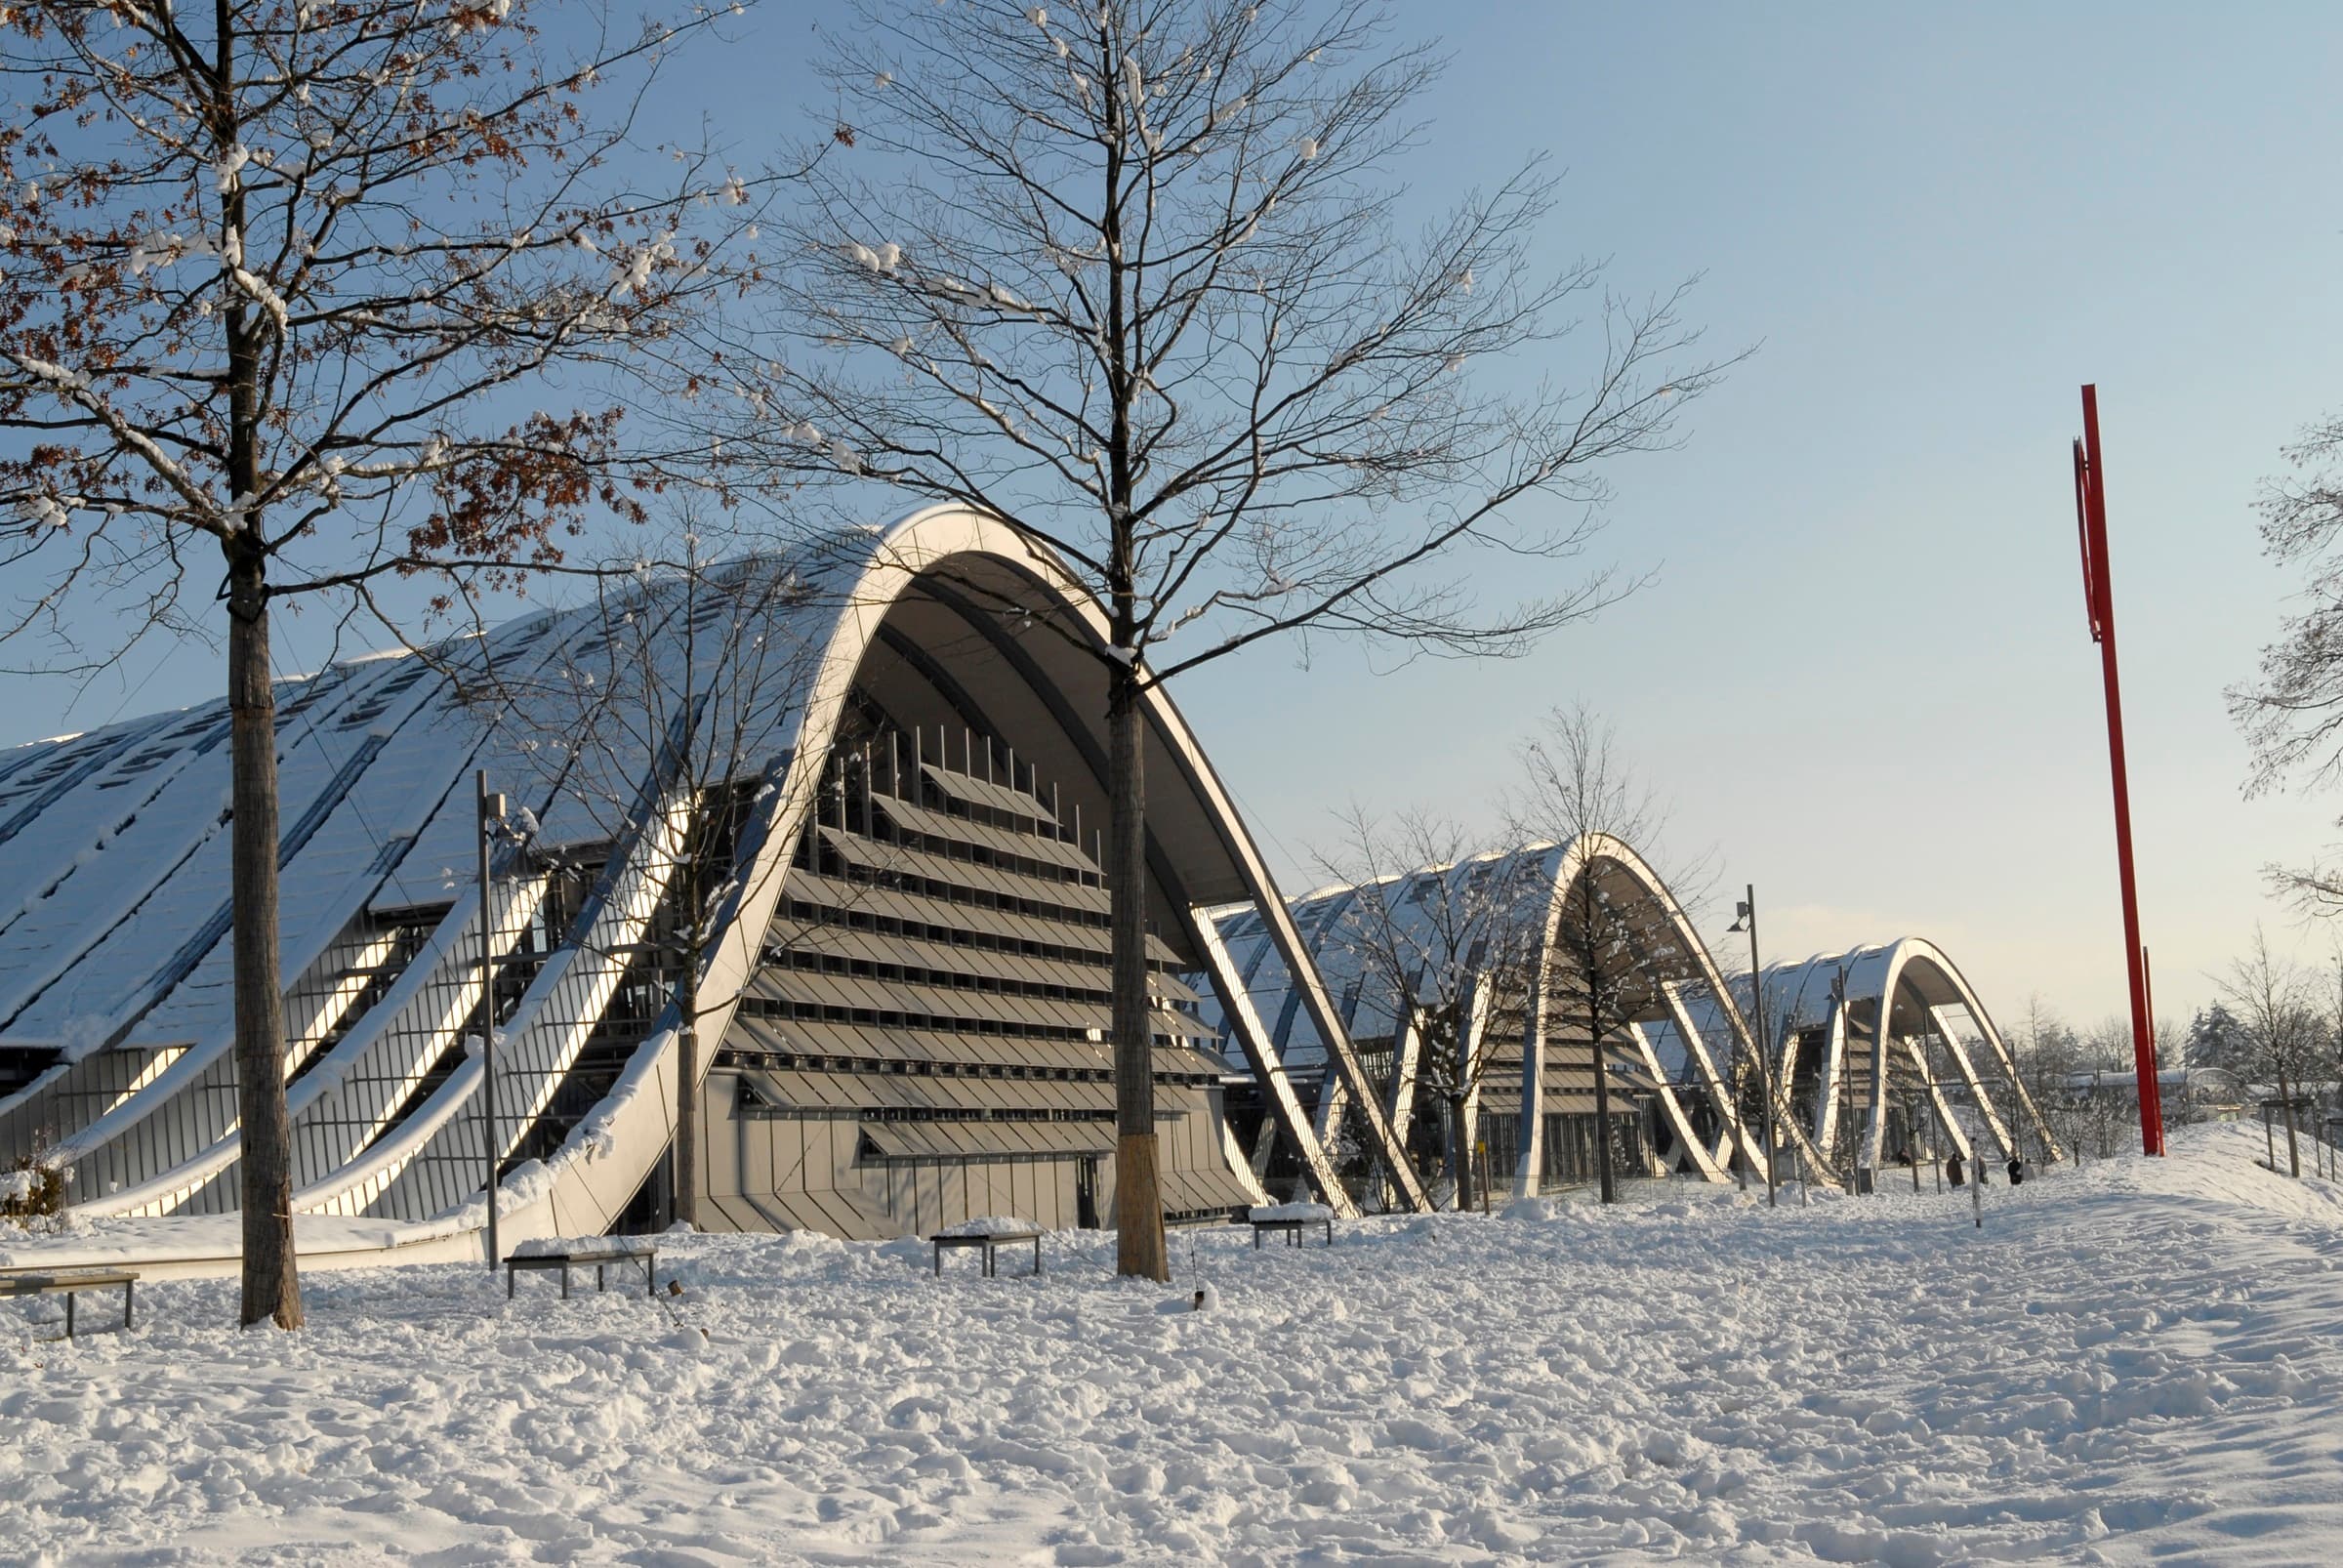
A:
[6,1123,2343,1564]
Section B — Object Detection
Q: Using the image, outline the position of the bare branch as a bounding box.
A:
[710,0,1733,678]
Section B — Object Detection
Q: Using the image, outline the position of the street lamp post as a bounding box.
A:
[475,769,506,1270]
[1729,886,1778,1208]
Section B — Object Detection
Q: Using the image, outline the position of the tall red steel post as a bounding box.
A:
[2072,385,2165,1155]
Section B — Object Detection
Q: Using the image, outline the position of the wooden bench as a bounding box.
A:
[0,1267,137,1339]
[1246,1204,1334,1249]
[930,1224,1043,1279]
[504,1241,656,1300]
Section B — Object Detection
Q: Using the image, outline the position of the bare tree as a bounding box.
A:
[1309,805,1544,1211]
[2321,946,2343,1103]
[1799,956,1861,1187]
[2217,927,2320,1177]
[2007,998,2082,1163]
[478,517,824,1229]
[2234,413,2343,911]
[2075,1015,2140,1161]
[2011,997,2155,1166]
[744,0,1730,1277]
[1507,704,1706,1204]
[1720,987,1775,1184]
[0,2,776,1326]
[1712,901,1822,1199]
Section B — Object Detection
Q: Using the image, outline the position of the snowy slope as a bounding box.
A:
[4,1102,2341,1563]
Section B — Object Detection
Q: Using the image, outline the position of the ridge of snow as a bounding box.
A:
[934,1215,1041,1238]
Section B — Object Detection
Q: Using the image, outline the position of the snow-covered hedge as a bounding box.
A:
[0,1158,67,1224]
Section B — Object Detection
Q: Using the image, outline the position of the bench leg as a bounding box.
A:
[64,1290,74,1340]
[507,1264,516,1300]
[560,1263,571,1300]
[1032,1237,1042,1277]
[596,1263,606,1293]
[645,1257,656,1299]
[1254,1227,1262,1250]
[933,1243,942,1277]
[1322,1219,1332,1247]
[124,1280,135,1332]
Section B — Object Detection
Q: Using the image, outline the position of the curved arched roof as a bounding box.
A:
[1204,842,2059,1196]
[1680,936,2060,1169]
[0,506,1414,1262]
[1202,837,1790,1193]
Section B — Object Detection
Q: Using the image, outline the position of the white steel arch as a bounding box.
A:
[1508,834,1831,1198]
[1208,839,2047,1205]
[1202,837,1794,1203]
[1718,937,2063,1180]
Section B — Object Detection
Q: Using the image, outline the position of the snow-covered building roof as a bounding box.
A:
[0,506,1427,1266]
[1675,938,2061,1170]
[1195,837,1781,1194]
[1198,850,2061,1199]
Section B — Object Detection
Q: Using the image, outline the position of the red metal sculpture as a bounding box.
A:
[2073,385,2165,1155]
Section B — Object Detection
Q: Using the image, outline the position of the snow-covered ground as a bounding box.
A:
[7,1123,2343,1564]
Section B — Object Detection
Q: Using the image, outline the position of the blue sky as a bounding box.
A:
[10,2,2341,1032]
[1180,1,2343,1031]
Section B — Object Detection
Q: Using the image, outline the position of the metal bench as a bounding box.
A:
[0,1267,138,1339]
[504,1243,656,1300]
[930,1226,1043,1278]
[1246,1208,1334,1249]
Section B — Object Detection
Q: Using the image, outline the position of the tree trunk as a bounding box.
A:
[1447,1091,1470,1212]
[1107,663,1168,1280]
[1590,992,1617,1205]
[2281,1062,2302,1178]
[211,3,298,1331]
[1734,1072,1749,1191]
[675,955,700,1229]
[227,544,302,1330]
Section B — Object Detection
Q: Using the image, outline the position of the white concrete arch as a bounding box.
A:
[1871,937,2059,1166]
[1203,835,1827,1203]
[1209,832,2046,1208]
[1760,937,2061,1178]
[1511,834,1832,1198]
